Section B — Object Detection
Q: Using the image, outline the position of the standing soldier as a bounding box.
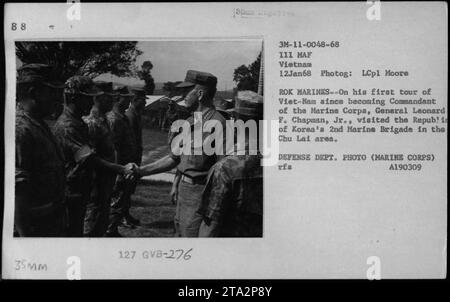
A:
[214,98,234,120]
[137,70,227,237]
[126,87,146,166]
[82,81,117,237]
[15,63,66,237]
[122,87,147,226]
[53,76,135,237]
[197,90,263,237]
[106,86,139,236]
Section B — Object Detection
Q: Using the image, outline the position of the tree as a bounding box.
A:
[15,41,142,81]
[233,52,261,92]
[137,60,155,95]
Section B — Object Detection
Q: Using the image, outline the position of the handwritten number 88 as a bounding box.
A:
[11,23,26,31]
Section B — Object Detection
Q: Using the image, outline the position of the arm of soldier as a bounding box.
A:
[198,165,231,237]
[138,128,180,176]
[63,127,96,174]
[15,128,34,236]
[84,120,130,174]
[92,157,135,175]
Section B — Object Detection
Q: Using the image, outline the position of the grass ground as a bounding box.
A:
[118,128,177,237]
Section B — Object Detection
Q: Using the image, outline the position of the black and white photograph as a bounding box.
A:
[1,2,447,282]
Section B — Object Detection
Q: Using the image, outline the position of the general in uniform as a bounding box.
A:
[15,63,66,237]
[138,70,227,237]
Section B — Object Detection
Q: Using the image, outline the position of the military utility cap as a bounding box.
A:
[113,85,134,97]
[235,90,263,118]
[94,81,117,95]
[17,63,64,88]
[130,87,147,99]
[65,76,103,96]
[176,70,218,88]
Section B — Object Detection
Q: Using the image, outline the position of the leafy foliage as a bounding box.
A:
[16,41,142,81]
[233,52,261,92]
[137,60,155,95]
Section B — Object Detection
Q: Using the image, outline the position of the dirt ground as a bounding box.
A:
[118,128,177,237]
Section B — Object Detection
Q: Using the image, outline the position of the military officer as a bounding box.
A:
[137,70,227,237]
[197,90,263,237]
[120,87,147,227]
[106,86,139,236]
[82,81,118,236]
[15,63,66,237]
[53,76,135,237]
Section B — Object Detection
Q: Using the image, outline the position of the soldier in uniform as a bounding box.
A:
[126,87,146,166]
[53,76,135,237]
[167,80,197,207]
[106,86,140,236]
[82,81,117,237]
[122,87,147,227]
[15,63,66,237]
[197,90,263,237]
[137,70,227,237]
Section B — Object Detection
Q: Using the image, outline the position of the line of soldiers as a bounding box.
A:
[15,63,144,237]
[15,64,263,238]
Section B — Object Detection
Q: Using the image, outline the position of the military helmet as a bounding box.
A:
[94,81,117,95]
[130,87,147,100]
[64,75,103,96]
[17,63,64,88]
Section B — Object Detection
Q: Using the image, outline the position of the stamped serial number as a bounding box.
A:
[119,248,193,261]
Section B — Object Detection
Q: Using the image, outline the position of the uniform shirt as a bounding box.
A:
[125,106,143,162]
[15,109,66,215]
[169,107,227,179]
[199,150,263,237]
[53,106,95,199]
[107,110,138,165]
[82,109,117,217]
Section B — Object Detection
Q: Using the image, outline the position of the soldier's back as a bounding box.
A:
[202,154,263,237]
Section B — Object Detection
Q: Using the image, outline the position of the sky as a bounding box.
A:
[96,40,262,91]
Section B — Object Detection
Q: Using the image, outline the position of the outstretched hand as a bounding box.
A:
[124,163,139,180]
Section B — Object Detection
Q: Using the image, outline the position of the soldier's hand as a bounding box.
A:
[124,163,138,175]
